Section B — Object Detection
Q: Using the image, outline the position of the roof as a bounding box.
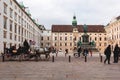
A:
[52,25,105,33]
[116,16,120,20]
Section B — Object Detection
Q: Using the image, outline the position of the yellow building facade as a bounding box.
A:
[105,16,120,50]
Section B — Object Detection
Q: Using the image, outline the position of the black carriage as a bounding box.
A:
[1,47,52,62]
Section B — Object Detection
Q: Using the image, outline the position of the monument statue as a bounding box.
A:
[83,24,87,33]
[82,24,89,43]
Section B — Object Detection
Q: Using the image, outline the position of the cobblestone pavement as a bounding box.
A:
[0,53,120,80]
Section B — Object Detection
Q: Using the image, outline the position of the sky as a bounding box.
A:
[16,0,120,29]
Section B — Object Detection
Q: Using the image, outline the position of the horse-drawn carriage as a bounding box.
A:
[1,46,52,62]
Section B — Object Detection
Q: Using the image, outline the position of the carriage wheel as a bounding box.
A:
[74,53,79,58]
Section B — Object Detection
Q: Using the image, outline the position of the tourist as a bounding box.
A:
[65,49,68,57]
[104,45,111,64]
[89,49,92,57]
[84,48,88,56]
[77,47,82,57]
[113,44,119,63]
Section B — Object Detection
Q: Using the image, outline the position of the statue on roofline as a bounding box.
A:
[83,24,87,33]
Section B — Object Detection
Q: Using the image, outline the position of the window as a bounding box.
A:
[10,43,12,48]
[104,37,107,41]
[41,37,43,40]
[60,37,62,40]
[18,26,20,35]
[41,43,43,47]
[21,18,23,26]
[18,36,20,41]
[70,43,72,46]
[65,37,67,40]
[9,20,12,31]
[47,37,49,40]
[3,42,7,51]
[14,23,17,33]
[99,43,101,46]
[24,30,26,37]
[10,33,12,40]
[15,5,17,10]
[55,43,57,46]
[14,12,17,21]
[14,35,17,41]
[3,16,7,29]
[65,43,67,46]
[21,28,23,36]
[55,37,57,40]
[79,37,81,41]
[95,37,97,41]
[99,37,102,41]
[18,16,20,23]
[10,8,13,18]
[4,3,7,14]
[60,43,62,46]
[70,37,72,40]
[24,21,26,27]
[3,31,7,38]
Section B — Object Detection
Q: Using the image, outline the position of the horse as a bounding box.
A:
[35,47,53,60]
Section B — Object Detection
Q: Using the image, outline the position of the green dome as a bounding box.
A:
[19,2,25,8]
[72,15,77,27]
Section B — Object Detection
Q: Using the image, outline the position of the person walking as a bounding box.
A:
[84,48,88,56]
[23,39,30,52]
[104,45,111,64]
[65,49,68,57]
[89,48,92,57]
[113,44,119,63]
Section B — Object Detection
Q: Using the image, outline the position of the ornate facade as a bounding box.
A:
[105,16,120,50]
[0,0,42,53]
[51,16,107,53]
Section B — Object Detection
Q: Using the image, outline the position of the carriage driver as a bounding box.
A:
[23,39,30,53]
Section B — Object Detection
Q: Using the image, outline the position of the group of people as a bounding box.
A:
[104,44,120,64]
[77,47,93,57]
[65,47,92,57]
[5,39,30,55]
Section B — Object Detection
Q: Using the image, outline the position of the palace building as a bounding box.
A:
[51,15,107,53]
[40,29,52,48]
[105,16,120,50]
[0,0,42,52]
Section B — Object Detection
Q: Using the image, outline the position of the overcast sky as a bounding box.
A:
[16,0,120,29]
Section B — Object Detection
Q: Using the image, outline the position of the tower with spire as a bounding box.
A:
[72,15,77,27]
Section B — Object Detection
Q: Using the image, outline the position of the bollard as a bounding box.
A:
[52,55,54,62]
[69,55,71,62]
[85,56,87,62]
[2,53,4,62]
[100,55,103,62]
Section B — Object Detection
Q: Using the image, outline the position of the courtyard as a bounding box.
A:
[0,52,120,80]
